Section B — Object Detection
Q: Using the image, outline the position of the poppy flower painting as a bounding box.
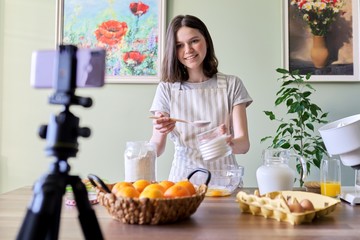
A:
[57,0,165,83]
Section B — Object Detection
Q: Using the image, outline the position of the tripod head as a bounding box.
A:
[39,45,92,162]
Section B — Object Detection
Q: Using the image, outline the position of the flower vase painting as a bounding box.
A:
[57,0,166,83]
[284,0,359,82]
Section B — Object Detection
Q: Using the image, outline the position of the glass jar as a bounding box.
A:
[256,149,307,195]
[124,141,157,182]
[320,157,341,198]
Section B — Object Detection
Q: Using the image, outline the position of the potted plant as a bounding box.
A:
[261,68,329,186]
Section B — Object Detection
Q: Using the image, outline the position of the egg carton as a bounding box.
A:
[236,190,340,225]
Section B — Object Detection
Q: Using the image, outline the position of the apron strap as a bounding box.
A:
[216,73,227,89]
[172,82,181,90]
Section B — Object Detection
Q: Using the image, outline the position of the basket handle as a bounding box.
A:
[87,174,111,193]
[186,168,211,186]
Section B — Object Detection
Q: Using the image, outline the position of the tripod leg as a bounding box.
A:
[17,174,65,240]
[69,176,104,240]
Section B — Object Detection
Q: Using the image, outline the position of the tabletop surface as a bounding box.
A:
[1,186,360,240]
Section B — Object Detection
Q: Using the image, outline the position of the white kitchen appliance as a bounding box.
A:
[319,114,360,205]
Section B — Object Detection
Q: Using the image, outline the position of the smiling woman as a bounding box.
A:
[149,15,253,183]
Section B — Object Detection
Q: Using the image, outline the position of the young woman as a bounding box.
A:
[150,15,252,182]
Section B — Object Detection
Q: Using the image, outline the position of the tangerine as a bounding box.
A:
[132,179,151,193]
[175,180,196,195]
[164,185,191,198]
[112,181,134,194]
[142,183,166,194]
[116,186,140,198]
[139,188,164,199]
[159,180,175,191]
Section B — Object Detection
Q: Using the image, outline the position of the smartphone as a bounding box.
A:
[30,48,106,88]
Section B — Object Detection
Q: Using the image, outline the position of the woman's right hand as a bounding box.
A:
[152,112,176,135]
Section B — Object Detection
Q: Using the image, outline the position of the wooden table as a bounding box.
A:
[1,187,360,239]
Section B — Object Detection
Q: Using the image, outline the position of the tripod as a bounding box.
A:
[16,45,104,240]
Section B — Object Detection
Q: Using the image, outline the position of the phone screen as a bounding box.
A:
[30,48,106,88]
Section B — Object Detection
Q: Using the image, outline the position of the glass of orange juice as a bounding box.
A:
[320,157,341,198]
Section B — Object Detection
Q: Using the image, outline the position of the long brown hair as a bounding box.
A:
[161,15,218,82]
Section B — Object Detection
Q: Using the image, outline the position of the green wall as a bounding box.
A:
[0,0,358,193]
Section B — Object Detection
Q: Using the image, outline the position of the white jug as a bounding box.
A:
[256,149,307,195]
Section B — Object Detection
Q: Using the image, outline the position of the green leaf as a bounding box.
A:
[286,98,294,107]
[289,102,303,113]
[305,72,312,80]
[305,83,316,91]
[274,138,286,147]
[313,158,321,168]
[306,123,314,131]
[302,91,311,98]
[276,68,289,74]
[282,81,293,87]
[260,136,272,143]
[321,112,329,118]
[302,112,310,122]
[280,142,291,149]
[290,69,300,75]
[264,111,276,120]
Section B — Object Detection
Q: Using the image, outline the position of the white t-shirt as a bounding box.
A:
[150,73,253,115]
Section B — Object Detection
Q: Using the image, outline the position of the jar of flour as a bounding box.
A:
[124,141,157,182]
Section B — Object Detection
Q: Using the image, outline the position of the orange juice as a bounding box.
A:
[320,181,341,197]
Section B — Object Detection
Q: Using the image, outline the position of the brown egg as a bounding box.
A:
[300,199,315,211]
[288,198,305,213]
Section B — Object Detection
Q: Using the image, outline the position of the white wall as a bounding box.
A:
[0,0,358,193]
[0,0,4,182]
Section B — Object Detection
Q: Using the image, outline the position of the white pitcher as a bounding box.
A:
[256,149,307,195]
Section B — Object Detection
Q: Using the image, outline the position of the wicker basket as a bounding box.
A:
[304,181,321,194]
[88,168,210,225]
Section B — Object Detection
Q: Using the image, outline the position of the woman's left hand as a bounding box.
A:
[218,124,233,145]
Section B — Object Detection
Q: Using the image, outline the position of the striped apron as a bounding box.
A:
[168,73,238,182]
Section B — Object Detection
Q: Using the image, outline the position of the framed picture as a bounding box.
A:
[56,0,166,84]
[283,0,359,82]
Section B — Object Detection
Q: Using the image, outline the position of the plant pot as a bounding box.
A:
[310,35,329,69]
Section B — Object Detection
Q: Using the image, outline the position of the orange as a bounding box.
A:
[115,186,140,198]
[164,185,191,198]
[132,179,151,193]
[139,188,164,199]
[142,183,166,194]
[175,180,196,195]
[112,181,134,194]
[159,180,175,191]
